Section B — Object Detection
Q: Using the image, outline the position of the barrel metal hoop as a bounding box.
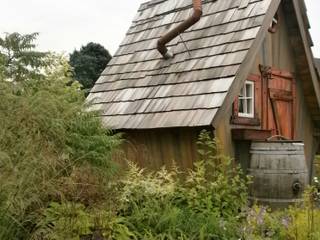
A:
[248,168,308,174]
[248,197,303,203]
[250,151,304,155]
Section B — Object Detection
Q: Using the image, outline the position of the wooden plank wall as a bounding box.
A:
[216,4,318,170]
[119,127,212,170]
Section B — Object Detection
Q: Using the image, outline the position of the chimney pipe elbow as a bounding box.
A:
[157,39,167,56]
[157,0,203,59]
[192,9,203,22]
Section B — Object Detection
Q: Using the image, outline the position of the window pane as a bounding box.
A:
[237,80,254,117]
[247,99,253,114]
[246,83,253,97]
[239,99,244,113]
[239,87,244,97]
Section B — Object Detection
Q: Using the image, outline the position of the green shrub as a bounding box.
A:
[31,201,135,240]
[115,131,250,239]
[285,187,320,240]
[0,55,121,239]
[243,187,320,240]
[243,205,290,240]
[32,202,92,240]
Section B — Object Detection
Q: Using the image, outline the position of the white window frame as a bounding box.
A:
[238,80,255,118]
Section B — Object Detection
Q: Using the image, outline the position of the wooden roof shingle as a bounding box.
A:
[88,0,278,129]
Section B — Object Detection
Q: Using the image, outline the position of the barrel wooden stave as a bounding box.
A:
[248,141,308,208]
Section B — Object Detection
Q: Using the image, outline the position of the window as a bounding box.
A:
[231,74,260,126]
[238,81,254,118]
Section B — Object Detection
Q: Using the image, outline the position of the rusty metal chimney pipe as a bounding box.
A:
[157,0,203,59]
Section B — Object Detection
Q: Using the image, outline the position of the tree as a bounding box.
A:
[0,32,48,82]
[0,34,121,240]
[69,42,111,90]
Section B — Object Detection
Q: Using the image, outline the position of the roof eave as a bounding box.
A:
[289,0,320,124]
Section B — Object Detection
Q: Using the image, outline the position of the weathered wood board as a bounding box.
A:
[87,0,275,129]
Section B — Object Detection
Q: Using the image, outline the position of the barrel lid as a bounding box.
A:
[252,140,304,144]
[250,141,305,152]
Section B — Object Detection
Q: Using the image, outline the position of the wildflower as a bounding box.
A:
[256,207,267,225]
[281,216,291,229]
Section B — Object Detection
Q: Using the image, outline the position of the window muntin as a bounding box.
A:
[238,81,254,118]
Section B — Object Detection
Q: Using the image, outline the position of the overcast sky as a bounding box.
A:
[1,0,319,57]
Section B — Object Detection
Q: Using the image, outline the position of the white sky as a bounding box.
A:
[1,0,319,57]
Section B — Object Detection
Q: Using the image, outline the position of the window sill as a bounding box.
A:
[238,113,255,118]
[230,116,261,126]
[232,129,272,141]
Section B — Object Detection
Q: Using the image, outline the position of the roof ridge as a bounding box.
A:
[139,0,168,12]
[137,0,218,16]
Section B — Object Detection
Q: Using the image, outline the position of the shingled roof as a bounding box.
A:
[87,0,281,129]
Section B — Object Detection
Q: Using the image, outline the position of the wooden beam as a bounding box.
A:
[230,117,261,126]
[232,129,272,141]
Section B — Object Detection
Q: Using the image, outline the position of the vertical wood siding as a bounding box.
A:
[120,127,212,170]
[217,4,318,170]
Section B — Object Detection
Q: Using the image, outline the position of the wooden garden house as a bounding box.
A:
[88,0,320,177]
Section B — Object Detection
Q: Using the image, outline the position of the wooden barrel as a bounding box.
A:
[248,141,309,208]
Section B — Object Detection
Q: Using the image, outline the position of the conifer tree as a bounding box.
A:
[69,42,111,91]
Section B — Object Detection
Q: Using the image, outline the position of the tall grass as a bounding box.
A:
[0,56,121,239]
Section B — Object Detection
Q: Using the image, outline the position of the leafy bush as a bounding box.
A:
[32,201,134,240]
[243,187,320,240]
[243,205,290,240]
[114,131,250,239]
[0,53,121,239]
[33,202,93,240]
[285,186,320,240]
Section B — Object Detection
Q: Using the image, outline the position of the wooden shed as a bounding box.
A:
[88,0,320,176]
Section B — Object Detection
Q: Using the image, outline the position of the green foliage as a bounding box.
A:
[0,39,121,239]
[32,201,135,240]
[32,131,250,240]
[69,42,111,90]
[0,32,48,82]
[115,130,250,239]
[243,187,320,240]
[33,202,92,240]
[243,205,289,239]
[286,187,320,240]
